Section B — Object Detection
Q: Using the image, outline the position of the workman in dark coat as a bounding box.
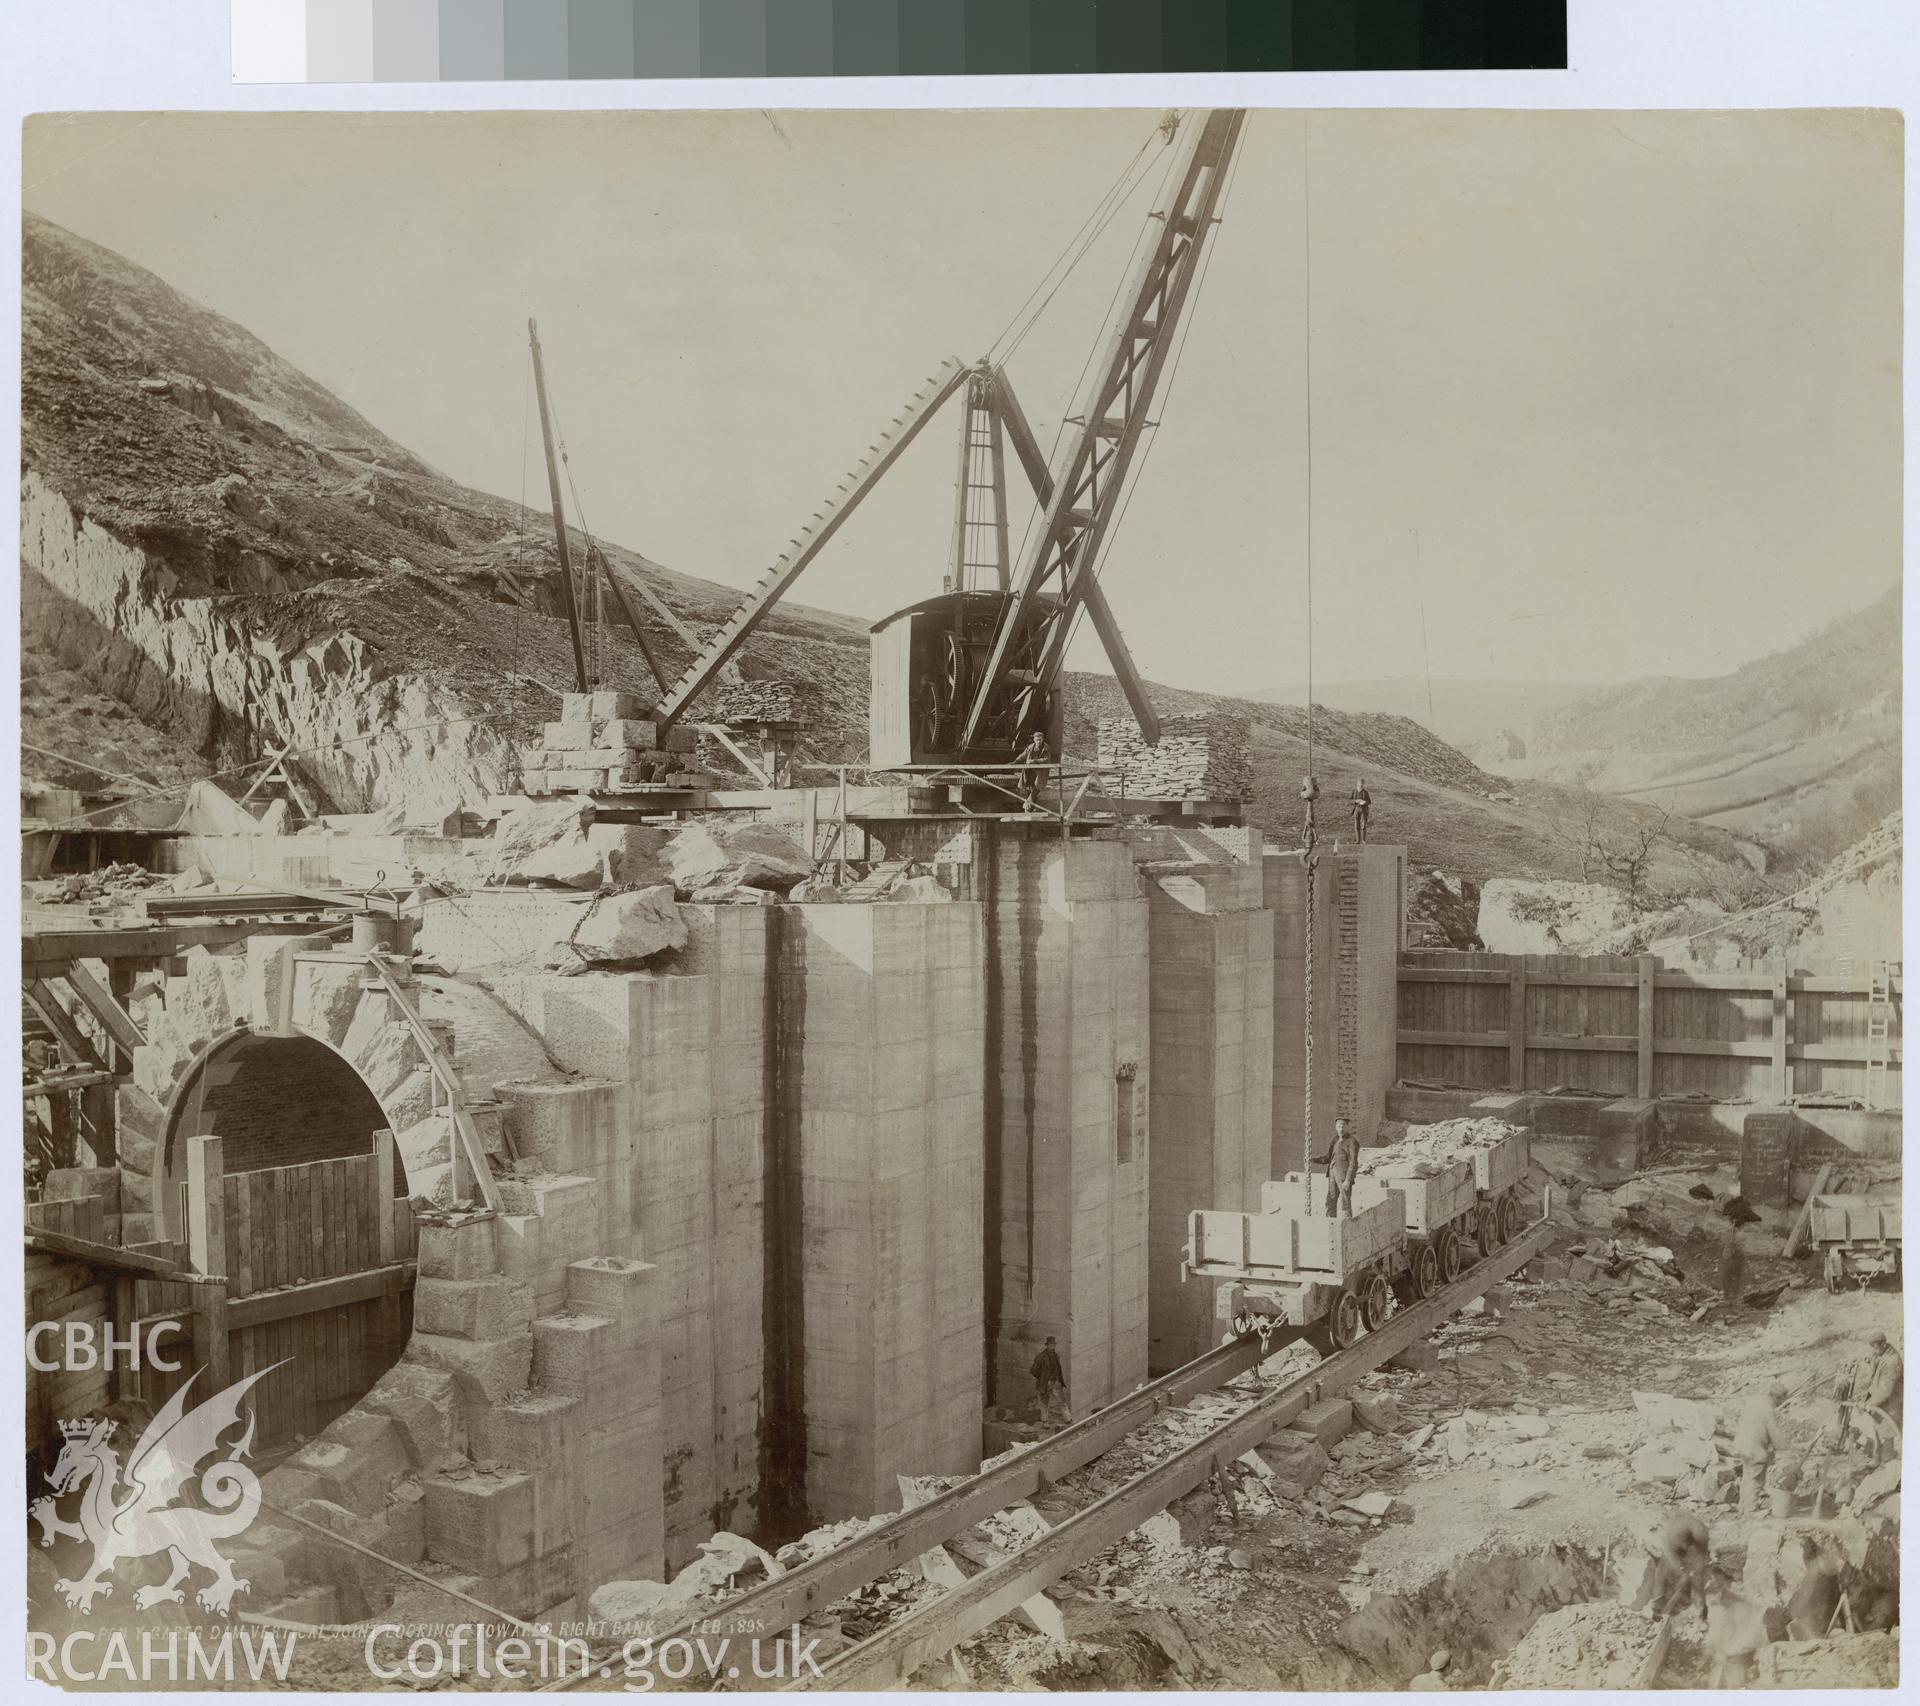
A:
[1640,1514,1715,1625]
[1323,1117,1359,1218]
[1785,1536,1843,1640]
[1030,1336,1068,1425]
[1017,728,1052,806]
[1349,779,1371,843]
[1718,1222,1748,1308]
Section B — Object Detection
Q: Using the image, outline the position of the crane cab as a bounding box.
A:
[869,590,1064,770]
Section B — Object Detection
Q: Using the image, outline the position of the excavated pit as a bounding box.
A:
[1332,1526,1901,1691]
[1335,1540,1616,1687]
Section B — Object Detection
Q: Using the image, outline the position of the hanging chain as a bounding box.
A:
[1302,781,1318,1212]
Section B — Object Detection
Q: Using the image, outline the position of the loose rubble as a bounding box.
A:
[40,862,159,902]
[1492,1602,1661,1689]
[1358,1117,1525,1176]
[713,679,819,724]
[1097,713,1252,800]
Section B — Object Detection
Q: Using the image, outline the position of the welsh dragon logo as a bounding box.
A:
[30,1363,281,1616]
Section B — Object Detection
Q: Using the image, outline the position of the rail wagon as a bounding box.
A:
[1354,1156,1477,1301]
[1374,1123,1532,1278]
[1184,1121,1536,1349]
[1467,1125,1531,1237]
[1809,1194,1902,1292]
[1185,1174,1407,1352]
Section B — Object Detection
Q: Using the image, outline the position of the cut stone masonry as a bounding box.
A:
[87,819,1405,1623]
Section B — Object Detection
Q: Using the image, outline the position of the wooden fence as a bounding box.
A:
[26,1192,108,1243]
[26,1194,113,1449]
[1398,951,1903,1108]
[126,1134,418,1448]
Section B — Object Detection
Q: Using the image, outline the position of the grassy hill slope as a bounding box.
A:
[21,212,1756,895]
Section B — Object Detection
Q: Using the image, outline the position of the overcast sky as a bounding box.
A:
[22,107,1902,696]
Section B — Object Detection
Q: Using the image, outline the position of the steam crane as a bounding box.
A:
[564,110,1243,800]
[879,108,1244,773]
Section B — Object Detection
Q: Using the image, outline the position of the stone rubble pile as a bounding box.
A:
[1096,714,1252,801]
[587,1531,783,1625]
[487,801,812,901]
[1365,1117,1526,1171]
[1491,1602,1661,1690]
[44,862,158,902]
[714,679,818,725]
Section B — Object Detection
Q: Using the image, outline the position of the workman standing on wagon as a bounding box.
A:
[1322,1117,1359,1218]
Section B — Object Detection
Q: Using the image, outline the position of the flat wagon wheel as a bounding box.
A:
[1475,1202,1497,1256]
[1361,1270,1394,1332]
[1498,1191,1523,1245]
[1327,1287,1364,1350]
[1410,1241,1440,1300]
[1437,1227,1463,1285]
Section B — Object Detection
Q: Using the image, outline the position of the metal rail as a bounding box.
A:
[546,1334,1270,1693]
[797,1213,1554,1690]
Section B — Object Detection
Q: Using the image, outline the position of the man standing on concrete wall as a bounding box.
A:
[1349,779,1371,844]
[1323,1117,1359,1218]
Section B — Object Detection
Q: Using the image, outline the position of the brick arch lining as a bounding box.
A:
[152,1022,416,1242]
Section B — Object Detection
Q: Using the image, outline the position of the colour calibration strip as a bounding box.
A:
[233,1,1568,82]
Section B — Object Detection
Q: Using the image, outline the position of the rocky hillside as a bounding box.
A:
[1476,811,1901,972]
[20,213,1759,895]
[21,211,869,812]
[1489,588,1900,868]
[1244,676,1601,767]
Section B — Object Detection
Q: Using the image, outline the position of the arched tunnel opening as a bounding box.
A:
[159,1032,418,1449]
[165,1030,401,1202]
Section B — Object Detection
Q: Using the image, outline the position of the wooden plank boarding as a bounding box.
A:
[376,1132,397,1265]
[1771,961,1791,1100]
[199,1151,365,1446]
[1508,968,1527,1090]
[1636,954,1658,1097]
[1401,949,1900,1104]
[1783,1162,1835,1258]
[185,1135,231,1394]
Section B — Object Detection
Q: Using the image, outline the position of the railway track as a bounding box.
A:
[554,1206,1553,1692]
[552,1330,1273,1690]
[793,1213,1554,1689]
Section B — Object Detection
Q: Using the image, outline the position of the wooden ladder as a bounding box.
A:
[1864,958,1893,1110]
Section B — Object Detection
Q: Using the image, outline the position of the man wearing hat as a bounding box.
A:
[1029,1335,1069,1427]
[1837,1329,1902,1462]
[1731,1380,1788,1514]
[1320,1117,1359,1219]
[1858,1329,1902,1421]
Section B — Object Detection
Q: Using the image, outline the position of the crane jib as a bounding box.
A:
[956,109,1246,756]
